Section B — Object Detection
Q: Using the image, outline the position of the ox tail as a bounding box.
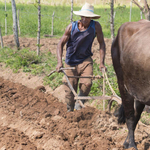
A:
[117,104,126,124]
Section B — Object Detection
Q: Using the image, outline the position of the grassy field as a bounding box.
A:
[0,47,119,102]
[0,2,145,38]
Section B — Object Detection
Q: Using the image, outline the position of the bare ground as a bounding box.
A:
[0,35,150,150]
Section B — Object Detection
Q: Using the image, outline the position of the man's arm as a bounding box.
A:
[95,21,106,71]
[56,23,72,72]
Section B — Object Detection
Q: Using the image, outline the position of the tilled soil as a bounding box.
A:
[0,35,150,150]
[0,77,150,150]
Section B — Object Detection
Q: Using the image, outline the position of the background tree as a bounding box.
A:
[37,0,41,56]
[132,0,150,20]
[110,0,115,41]
[11,0,20,49]
[71,0,73,22]
[0,25,4,48]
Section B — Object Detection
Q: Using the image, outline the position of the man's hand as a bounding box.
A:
[56,63,63,72]
[99,63,107,72]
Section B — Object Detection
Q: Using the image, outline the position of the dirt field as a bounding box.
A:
[0,35,150,150]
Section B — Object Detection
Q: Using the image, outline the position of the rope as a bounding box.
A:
[104,71,117,96]
[102,69,105,111]
[102,70,122,112]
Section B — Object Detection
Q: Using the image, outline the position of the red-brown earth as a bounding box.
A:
[0,35,149,150]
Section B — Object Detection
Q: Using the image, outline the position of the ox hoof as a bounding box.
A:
[123,142,129,149]
[123,142,138,150]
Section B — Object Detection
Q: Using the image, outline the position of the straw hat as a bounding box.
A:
[73,3,100,19]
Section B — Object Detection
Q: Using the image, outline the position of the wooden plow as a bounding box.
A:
[48,67,121,112]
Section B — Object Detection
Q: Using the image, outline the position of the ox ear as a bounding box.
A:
[116,105,126,124]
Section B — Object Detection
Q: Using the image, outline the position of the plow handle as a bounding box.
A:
[47,67,75,77]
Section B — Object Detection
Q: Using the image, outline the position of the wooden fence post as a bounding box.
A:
[51,12,54,36]
[113,11,116,19]
[140,11,143,19]
[103,70,105,111]
[17,9,21,35]
[0,25,4,48]
[110,0,115,41]
[5,0,7,35]
[11,0,20,50]
[71,0,73,22]
[129,1,132,22]
[37,0,41,56]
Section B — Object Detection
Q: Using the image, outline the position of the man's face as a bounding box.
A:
[81,16,92,26]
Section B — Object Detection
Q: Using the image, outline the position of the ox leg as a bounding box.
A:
[121,92,137,149]
[134,100,145,128]
[116,79,137,149]
[116,83,143,149]
[111,42,138,149]
[123,100,145,150]
[112,65,137,148]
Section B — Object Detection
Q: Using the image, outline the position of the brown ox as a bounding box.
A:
[111,19,150,150]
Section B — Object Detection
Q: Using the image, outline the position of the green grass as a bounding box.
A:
[0,47,119,103]
[90,60,119,97]
[89,61,119,110]
[0,46,120,111]
[141,112,150,125]
[0,2,145,38]
[0,47,64,88]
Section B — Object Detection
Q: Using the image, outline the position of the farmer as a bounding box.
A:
[56,3,106,112]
